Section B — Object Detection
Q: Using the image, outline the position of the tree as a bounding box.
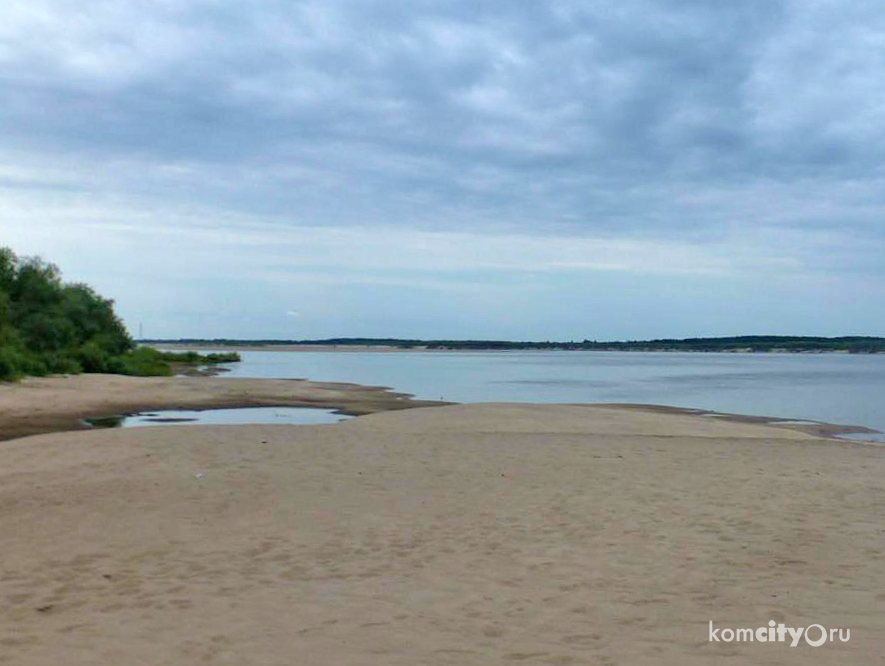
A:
[0,247,133,379]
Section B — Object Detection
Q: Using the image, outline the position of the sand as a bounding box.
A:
[1,387,883,665]
[0,374,446,441]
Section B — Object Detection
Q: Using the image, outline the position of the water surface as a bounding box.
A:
[87,406,348,429]
[214,350,885,439]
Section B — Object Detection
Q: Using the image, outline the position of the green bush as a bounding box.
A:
[74,341,111,373]
[0,248,133,380]
[17,352,48,378]
[0,348,20,380]
[0,246,242,381]
[43,352,82,375]
[115,348,173,376]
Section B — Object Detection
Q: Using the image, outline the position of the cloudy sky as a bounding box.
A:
[3,0,884,340]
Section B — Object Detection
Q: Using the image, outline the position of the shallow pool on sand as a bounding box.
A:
[85,406,349,429]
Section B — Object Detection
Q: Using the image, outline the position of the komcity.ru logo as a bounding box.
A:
[709,621,850,647]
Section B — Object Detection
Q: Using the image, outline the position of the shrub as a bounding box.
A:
[0,246,241,380]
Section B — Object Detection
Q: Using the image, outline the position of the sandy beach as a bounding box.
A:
[1,380,883,664]
[0,374,445,441]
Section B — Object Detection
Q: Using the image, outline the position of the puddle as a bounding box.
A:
[85,406,350,429]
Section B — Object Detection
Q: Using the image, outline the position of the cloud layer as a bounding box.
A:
[3,0,883,337]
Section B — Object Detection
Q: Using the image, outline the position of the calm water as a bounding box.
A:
[88,406,348,429]
[214,350,885,438]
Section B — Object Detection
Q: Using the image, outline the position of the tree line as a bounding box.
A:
[0,247,237,381]
[144,335,885,353]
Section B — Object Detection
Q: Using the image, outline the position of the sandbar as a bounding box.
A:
[0,374,446,441]
[1,389,882,664]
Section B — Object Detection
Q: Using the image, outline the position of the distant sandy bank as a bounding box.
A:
[148,343,874,354]
[150,343,447,353]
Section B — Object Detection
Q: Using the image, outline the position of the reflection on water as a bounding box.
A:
[85,406,349,429]
[84,414,126,428]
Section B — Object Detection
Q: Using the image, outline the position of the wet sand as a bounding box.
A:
[0,374,446,441]
[1,390,883,664]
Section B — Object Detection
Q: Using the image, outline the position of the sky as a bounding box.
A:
[2,0,884,340]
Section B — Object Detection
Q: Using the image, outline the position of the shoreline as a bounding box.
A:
[595,403,882,441]
[0,374,450,442]
[149,342,877,354]
[2,400,883,663]
[0,374,879,443]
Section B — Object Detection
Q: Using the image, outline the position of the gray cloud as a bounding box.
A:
[4,3,883,198]
[2,0,884,336]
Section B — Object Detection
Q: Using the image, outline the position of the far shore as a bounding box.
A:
[147,342,875,354]
[150,343,469,353]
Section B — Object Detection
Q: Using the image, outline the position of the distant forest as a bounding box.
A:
[144,335,885,353]
[0,247,237,381]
